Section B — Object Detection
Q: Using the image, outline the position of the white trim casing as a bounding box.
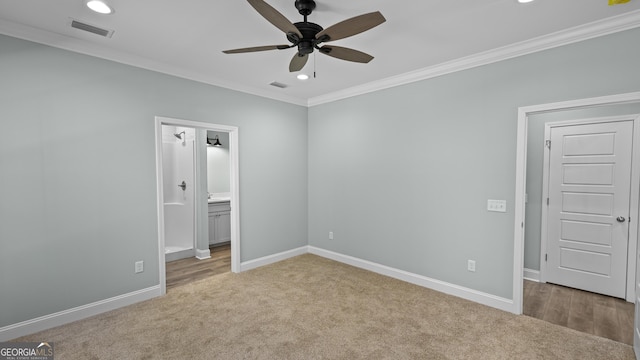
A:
[238,245,517,313]
[239,246,308,272]
[154,119,167,295]
[309,247,514,313]
[195,248,212,260]
[514,92,640,314]
[228,129,241,274]
[243,246,516,312]
[0,19,308,107]
[1,241,539,342]
[627,114,640,303]
[308,11,640,106]
[0,286,161,342]
[523,268,541,283]
[539,124,551,284]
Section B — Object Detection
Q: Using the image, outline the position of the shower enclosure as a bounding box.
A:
[162,125,195,261]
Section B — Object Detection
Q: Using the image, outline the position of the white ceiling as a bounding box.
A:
[1,0,640,106]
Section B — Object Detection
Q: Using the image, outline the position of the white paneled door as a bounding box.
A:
[544,118,633,299]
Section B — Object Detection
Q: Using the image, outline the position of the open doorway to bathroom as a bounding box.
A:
[164,130,233,291]
[155,116,240,295]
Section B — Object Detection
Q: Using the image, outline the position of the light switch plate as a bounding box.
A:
[487,199,507,212]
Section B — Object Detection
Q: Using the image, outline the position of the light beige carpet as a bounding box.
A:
[16,254,634,359]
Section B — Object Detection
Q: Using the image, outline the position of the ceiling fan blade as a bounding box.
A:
[318,45,374,63]
[315,11,385,42]
[223,45,290,54]
[289,53,308,72]
[247,0,303,38]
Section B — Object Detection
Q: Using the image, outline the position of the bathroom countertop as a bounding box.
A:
[208,197,231,204]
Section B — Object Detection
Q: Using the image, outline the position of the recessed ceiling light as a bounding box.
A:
[518,0,535,3]
[87,0,113,14]
[297,74,309,80]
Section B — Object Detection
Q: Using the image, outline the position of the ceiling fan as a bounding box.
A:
[222,0,386,72]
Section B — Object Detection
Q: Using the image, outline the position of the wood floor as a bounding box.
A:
[523,280,634,345]
[166,244,231,291]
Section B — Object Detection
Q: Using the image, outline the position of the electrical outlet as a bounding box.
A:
[487,199,507,213]
[135,261,144,274]
[329,231,334,240]
[467,260,476,272]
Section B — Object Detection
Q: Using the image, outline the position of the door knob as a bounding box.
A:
[178,181,186,191]
[616,216,626,223]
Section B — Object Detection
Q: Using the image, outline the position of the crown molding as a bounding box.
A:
[2,9,640,109]
[307,9,640,107]
[0,19,309,107]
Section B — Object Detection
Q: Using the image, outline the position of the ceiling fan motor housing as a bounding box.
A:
[291,21,323,55]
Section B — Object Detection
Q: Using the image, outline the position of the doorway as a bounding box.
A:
[514,92,640,314]
[154,116,241,295]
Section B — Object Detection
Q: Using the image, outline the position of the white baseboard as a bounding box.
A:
[308,246,515,313]
[240,246,308,272]
[2,245,522,341]
[165,248,195,262]
[0,285,161,342]
[523,268,540,282]
[195,248,211,260]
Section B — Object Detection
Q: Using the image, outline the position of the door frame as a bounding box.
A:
[155,116,241,295]
[513,91,640,314]
[538,116,639,298]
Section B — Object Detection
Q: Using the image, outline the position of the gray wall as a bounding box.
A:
[206,131,231,194]
[2,25,640,330]
[0,34,308,327]
[524,103,640,271]
[308,27,640,299]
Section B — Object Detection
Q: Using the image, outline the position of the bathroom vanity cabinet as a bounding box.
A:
[208,201,231,245]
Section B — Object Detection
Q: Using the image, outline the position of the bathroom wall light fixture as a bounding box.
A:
[86,0,114,14]
[207,135,222,147]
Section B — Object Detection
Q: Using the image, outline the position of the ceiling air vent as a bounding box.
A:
[269,81,288,89]
[70,19,114,38]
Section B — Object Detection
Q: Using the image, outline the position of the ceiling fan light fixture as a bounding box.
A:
[518,0,535,3]
[297,74,309,80]
[86,0,113,14]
